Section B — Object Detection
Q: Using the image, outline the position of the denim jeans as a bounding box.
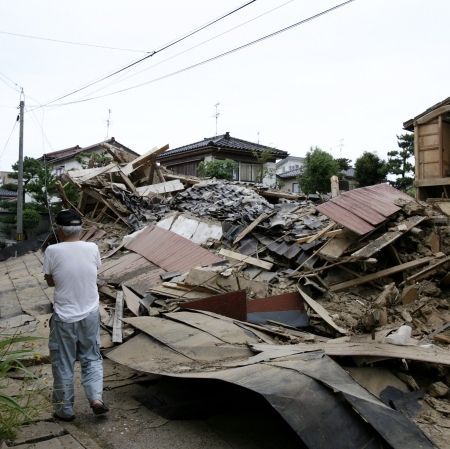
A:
[49,309,103,417]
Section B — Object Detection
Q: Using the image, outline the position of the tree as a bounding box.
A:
[298,147,340,194]
[197,159,238,180]
[75,151,112,168]
[252,148,274,183]
[387,133,414,190]
[335,157,352,171]
[354,152,388,187]
[11,157,56,210]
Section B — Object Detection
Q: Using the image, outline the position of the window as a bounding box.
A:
[240,163,261,182]
[55,166,65,177]
[292,182,300,193]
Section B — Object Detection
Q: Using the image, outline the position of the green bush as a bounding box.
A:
[23,209,40,230]
[0,335,48,440]
[198,159,238,180]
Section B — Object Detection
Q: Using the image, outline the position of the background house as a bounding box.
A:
[156,132,288,187]
[404,96,450,200]
[339,167,357,191]
[275,156,304,193]
[41,137,138,176]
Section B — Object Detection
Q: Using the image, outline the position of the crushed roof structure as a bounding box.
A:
[41,137,139,164]
[2,147,450,448]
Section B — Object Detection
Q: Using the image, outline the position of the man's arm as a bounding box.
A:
[45,274,55,287]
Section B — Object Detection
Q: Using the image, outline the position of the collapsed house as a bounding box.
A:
[3,142,450,448]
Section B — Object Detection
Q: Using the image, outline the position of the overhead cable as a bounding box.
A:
[38,0,258,108]
[76,0,296,99]
[0,30,151,54]
[48,0,356,108]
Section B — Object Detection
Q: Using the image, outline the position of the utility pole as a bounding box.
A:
[16,95,24,242]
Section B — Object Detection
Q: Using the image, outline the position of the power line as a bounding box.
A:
[0,115,19,162]
[38,1,258,108]
[48,0,356,108]
[0,30,151,54]
[75,0,296,100]
[0,71,21,93]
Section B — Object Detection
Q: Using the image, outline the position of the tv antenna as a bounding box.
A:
[106,109,112,139]
[214,102,220,136]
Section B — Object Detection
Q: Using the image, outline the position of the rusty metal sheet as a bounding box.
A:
[316,184,415,235]
[316,202,374,235]
[98,252,158,284]
[125,225,222,272]
[182,290,247,321]
[331,195,386,226]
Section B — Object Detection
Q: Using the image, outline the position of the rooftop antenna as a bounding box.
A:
[257,131,260,144]
[106,109,112,139]
[214,102,220,136]
[338,138,344,155]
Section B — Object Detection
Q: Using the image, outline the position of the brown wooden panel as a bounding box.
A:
[423,162,441,178]
[419,135,439,147]
[418,123,439,136]
[420,148,440,163]
[331,195,386,225]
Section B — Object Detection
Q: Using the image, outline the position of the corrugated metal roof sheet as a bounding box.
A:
[125,224,223,272]
[316,184,415,236]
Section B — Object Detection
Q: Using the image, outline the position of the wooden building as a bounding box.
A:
[157,132,288,186]
[404,97,450,200]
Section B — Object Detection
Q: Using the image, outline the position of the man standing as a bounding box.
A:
[44,209,108,421]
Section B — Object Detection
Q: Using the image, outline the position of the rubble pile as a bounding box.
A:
[3,144,450,448]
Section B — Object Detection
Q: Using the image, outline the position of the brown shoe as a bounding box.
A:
[53,412,75,422]
[90,400,109,415]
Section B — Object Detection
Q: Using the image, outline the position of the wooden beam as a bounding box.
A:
[414,177,450,187]
[233,212,272,245]
[112,291,124,343]
[84,188,129,226]
[403,255,450,285]
[122,144,169,175]
[329,256,435,292]
[351,216,427,259]
[219,248,273,270]
[118,170,137,193]
[297,287,348,335]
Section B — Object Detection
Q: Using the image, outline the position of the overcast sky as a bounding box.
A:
[1,0,449,171]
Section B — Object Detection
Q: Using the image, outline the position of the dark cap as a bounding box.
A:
[55,209,82,226]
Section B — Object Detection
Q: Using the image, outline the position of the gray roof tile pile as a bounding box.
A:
[172,180,273,222]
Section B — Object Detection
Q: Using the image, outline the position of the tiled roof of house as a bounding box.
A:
[42,138,139,163]
[277,167,301,179]
[0,188,17,197]
[276,156,304,168]
[157,132,288,160]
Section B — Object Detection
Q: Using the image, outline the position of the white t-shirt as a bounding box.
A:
[43,241,101,323]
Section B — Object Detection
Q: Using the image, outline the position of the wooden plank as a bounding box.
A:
[233,212,272,245]
[119,170,137,193]
[351,216,427,259]
[136,180,184,196]
[251,341,450,366]
[122,285,141,316]
[219,248,273,270]
[122,144,169,175]
[305,222,335,244]
[84,188,129,226]
[297,287,348,335]
[414,176,450,187]
[112,291,124,343]
[318,228,357,259]
[297,229,343,244]
[329,256,435,292]
[404,255,450,284]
